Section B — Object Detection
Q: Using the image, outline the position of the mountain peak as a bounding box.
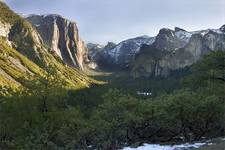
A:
[159,28,173,33]
[220,24,225,32]
[26,14,77,24]
[104,42,117,49]
[138,35,150,38]
[158,28,175,38]
[26,14,62,18]
[175,27,187,32]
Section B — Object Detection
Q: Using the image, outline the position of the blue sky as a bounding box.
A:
[4,0,225,44]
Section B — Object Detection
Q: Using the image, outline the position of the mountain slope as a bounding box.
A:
[0,2,98,92]
[0,37,46,91]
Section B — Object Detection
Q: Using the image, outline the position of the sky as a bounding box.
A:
[4,0,225,44]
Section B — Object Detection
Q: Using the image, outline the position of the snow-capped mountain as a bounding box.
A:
[99,36,155,68]
[132,25,225,77]
[87,43,105,59]
[88,25,225,75]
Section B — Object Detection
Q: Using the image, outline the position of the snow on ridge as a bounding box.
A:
[121,35,155,44]
[23,14,49,18]
[23,14,41,18]
[103,26,223,63]
[175,30,192,42]
[34,24,40,27]
[96,45,104,49]
[106,36,155,62]
[191,28,224,36]
[87,43,104,50]
[210,29,223,34]
[42,14,63,18]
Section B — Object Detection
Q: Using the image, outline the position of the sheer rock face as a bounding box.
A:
[26,14,88,70]
[220,25,225,32]
[153,28,188,52]
[132,25,225,77]
[0,21,10,37]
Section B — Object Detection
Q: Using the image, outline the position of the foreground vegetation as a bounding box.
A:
[0,51,224,150]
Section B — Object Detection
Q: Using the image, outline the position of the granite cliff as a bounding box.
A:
[26,14,88,70]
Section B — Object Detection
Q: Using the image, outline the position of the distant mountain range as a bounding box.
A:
[20,8,225,78]
[88,25,225,77]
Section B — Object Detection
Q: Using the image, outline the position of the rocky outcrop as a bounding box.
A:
[220,25,225,32]
[26,14,88,70]
[7,19,48,67]
[153,28,188,52]
[0,21,12,46]
[132,25,225,77]
[0,21,10,37]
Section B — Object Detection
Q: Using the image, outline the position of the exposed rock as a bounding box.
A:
[0,21,12,46]
[90,25,224,76]
[26,14,88,70]
[87,42,117,69]
[153,28,187,52]
[220,24,225,32]
[103,42,117,51]
[99,36,155,68]
[0,21,10,37]
[174,27,192,42]
[132,45,165,77]
[87,43,104,60]
[8,19,47,66]
[132,26,225,77]
[8,56,34,75]
[203,30,225,52]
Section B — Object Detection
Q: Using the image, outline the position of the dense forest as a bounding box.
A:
[0,50,224,150]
